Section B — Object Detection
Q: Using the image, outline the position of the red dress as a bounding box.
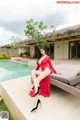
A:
[29,55,57,97]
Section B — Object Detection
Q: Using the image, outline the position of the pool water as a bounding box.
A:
[0,60,35,82]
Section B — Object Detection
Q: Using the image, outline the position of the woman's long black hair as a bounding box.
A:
[37,45,47,65]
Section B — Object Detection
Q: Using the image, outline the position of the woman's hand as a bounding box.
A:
[57,73,62,74]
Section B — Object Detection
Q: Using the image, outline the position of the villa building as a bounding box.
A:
[19,24,80,60]
[0,24,80,60]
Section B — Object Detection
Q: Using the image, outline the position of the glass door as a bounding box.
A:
[47,43,54,58]
[77,41,80,58]
[69,42,76,59]
[69,41,80,59]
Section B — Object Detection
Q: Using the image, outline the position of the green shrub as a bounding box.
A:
[0,56,4,59]
[20,51,30,57]
[20,53,23,57]
[24,51,30,56]
[0,53,10,59]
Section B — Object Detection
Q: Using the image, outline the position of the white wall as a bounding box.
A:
[19,47,27,55]
[63,41,68,59]
[0,48,18,57]
[54,41,68,60]
[30,45,35,58]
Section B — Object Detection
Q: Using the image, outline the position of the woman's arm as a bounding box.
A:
[47,56,57,74]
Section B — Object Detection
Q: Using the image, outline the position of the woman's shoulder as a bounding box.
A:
[46,55,50,60]
[47,55,50,58]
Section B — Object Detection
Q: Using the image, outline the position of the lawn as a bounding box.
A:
[0,99,14,120]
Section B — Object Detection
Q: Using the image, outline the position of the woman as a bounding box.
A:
[29,45,58,112]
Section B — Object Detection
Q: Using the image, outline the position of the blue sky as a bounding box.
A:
[0,0,80,46]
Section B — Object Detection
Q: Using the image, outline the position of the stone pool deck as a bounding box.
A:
[11,57,80,66]
[0,75,80,120]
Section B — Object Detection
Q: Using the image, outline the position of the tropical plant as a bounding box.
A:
[24,19,56,48]
[10,36,21,49]
[10,36,21,56]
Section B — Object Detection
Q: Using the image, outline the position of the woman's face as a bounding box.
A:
[40,48,46,56]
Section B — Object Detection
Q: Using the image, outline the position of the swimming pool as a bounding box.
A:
[0,60,35,82]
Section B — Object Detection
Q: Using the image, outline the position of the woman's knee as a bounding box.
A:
[44,67,51,75]
[31,69,35,74]
[31,70,42,78]
[31,70,34,73]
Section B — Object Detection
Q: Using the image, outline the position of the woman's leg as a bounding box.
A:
[36,67,51,83]
[31,70,42,92]
[31,68,51,93]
